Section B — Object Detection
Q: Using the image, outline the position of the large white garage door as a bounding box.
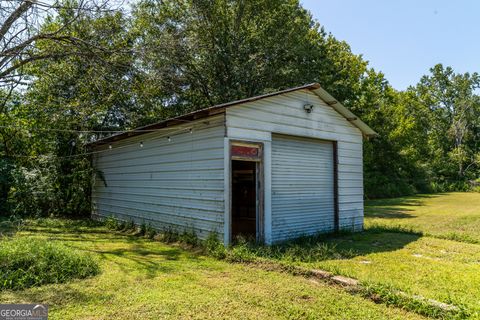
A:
[271,134,335,242]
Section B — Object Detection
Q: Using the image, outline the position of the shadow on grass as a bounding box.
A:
[38,232,145,244]
[94,245,182,260]
[96,250,180,278]
[82,235,205,279]
[365,193,446,220]
[366,208,416,219]
[23,227,112,235]
[323,228,422,257]
[71,235,192,278]
[4,217,423,275]
[0,217,25,237]
[239,226,422,264]
[0,283,103,308]
[8,217,202,279]
[0,217,108,238]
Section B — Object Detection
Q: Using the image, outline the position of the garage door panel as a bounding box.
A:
[272,134,334,242]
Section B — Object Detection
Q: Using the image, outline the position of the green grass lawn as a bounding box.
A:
[1,192,479,319]
[302,232,480,315]
[0,220,423,320]
[365,192,480,243]
[285,192,480,318]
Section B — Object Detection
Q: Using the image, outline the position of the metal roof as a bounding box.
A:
[88,83,377,147]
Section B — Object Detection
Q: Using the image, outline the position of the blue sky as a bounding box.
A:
[300,0,480,90]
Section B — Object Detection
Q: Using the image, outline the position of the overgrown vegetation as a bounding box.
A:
[102,216,350,264]
[204,233,356,264]
[0,237,99,290]
[205,236,473,319]
[104,216,200,245]
[0,219,424,320]
[1,0,480,218]
[359,282,471,319]
[3,204,478,319]
[98,208,480,319]
[1,192,479,317]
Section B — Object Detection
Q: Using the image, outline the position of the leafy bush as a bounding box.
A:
[162,228,198,245]
[117,220,126,231]
[139,222,147,236]
[223,239,257,263]
[104,216,119,230]
[428,180,472,193]
[144,224,156,239]
[125,220,135,231]
[205,232,226,259]
[0,159,14,214]
[7,158,60,217]
[179,230,199,246]
[160,227,179,243]
[0,237,99,290]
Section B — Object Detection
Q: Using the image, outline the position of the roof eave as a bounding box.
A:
[88,82,377,147]
[311,86,378,137]
[87,83,322,147]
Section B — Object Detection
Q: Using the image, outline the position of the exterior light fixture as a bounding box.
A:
[140,141,144,148]
[303,103,314,113]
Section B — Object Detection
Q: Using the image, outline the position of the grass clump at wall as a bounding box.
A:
[204,233,356,264]
[0,237,99,290]
[104,216,199,244]
[104,215,355,264]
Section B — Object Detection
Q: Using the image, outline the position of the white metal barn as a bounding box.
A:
[90,83,376,245]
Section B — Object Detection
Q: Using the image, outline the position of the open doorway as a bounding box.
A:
[231,160,257,241]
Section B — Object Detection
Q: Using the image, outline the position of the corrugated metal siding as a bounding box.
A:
[226,90,364,241]
[271,135,334,242]
[92,116,225,239]
[227,92,363,143]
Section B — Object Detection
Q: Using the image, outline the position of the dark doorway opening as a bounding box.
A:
[231,160,257,241]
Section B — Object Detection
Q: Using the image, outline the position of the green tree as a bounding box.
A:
[413,64,480,182]
[132,0,369,112]
[1,6,137,217]
[5,0,479,218]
